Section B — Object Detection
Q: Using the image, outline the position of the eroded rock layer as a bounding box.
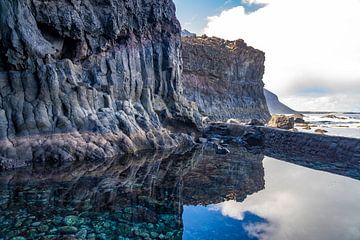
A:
[0,0,201,167]
[182,36,270,122]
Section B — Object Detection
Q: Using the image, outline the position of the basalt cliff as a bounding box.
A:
[182,36,270,123]
[0,0,201,168]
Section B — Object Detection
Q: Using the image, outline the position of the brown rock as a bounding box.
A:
[267,115,295,130]
[315,129,328,134]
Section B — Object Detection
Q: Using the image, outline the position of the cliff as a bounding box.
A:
[264,89,297,114]
[0,0,201,167]
[182,36,270,123]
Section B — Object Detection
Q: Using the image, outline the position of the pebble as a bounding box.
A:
[58,226,78,234]
[64,215,79,226]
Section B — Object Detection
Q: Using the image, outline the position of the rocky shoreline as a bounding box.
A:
[204,123,360,163]
[0,0,358,171]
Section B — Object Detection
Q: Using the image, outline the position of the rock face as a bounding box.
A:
[264,89,297,114]
[0,0,201,167]
[182,36,270,123]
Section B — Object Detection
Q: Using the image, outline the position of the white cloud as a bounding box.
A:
[204,0,360,111]
[213,158,360,240]
[243,0,270,3]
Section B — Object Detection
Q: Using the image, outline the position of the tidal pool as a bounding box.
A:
[0,146,359,240]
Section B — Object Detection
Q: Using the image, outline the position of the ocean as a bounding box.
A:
[297,113,360,139]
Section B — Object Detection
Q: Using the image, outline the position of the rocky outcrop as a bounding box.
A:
[264,89,297,114]
[182,36,270,123]
[0,0,201,167]
[204,123,360,180]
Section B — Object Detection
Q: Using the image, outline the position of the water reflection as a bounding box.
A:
[0,147,265,239]
[211,158,360,240]
[1,146,360,240]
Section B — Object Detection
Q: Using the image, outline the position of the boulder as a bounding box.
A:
[267,115,295,130]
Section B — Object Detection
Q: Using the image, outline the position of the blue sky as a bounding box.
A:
[174,0,265,34]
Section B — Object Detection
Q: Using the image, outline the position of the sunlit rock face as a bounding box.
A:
[0,0,202,168]
[182,36,271,123]
[0,146,265,239]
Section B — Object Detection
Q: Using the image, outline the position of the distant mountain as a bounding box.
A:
[181,29,196,37]
[264,89,298,114]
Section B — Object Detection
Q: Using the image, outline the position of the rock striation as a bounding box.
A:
[0,0,201,167]
[182,36,270,123]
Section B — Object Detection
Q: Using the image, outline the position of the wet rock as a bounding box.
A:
[58,226,78,234]
[38,224,49,232]
[64,215,79,226]
[267,115,295,130]
[11,237,26,240]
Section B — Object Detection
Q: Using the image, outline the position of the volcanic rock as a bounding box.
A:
[182,36,270,123]
[0,0,201,168]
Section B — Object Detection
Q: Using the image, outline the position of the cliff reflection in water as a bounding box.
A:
[0,147,265,239]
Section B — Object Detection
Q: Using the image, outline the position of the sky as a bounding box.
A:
[174,0,360,112]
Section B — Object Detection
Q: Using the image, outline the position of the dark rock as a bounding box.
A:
[216,145,230,155]
[182,37,270,123]
[58,226,78,234]
[243,128,264,147]
[290,114,306,123]
[0,0,201,168]
[248,119,265,126]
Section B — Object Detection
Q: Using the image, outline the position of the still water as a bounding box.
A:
[0,146,359,240]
